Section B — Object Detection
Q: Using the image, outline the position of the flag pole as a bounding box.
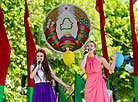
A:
[0,8,11,102]
[24,0,36,102]
[130,0,138,101]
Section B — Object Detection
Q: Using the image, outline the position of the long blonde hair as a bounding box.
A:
[84,41,96,55]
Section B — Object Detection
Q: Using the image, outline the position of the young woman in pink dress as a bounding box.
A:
[79,41,117,102]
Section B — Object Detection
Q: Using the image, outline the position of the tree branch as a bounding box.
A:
[91,24,132,49]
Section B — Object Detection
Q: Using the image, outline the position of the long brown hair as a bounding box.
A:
[85,41,96,55]
[32,50,53,85]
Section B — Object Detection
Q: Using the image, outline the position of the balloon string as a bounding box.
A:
[116,67,119,101]
[62,66,68,89]
[64,66,68,80]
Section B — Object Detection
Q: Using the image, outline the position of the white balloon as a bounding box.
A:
[125,64,134,73]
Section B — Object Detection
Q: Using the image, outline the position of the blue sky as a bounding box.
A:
[135,1,138,8]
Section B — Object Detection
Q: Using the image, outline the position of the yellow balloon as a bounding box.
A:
[63,51,75,66]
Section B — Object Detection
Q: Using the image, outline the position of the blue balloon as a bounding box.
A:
[115,52,124,68]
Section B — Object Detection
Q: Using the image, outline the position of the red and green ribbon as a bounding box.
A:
[134,77,138,102]
[27,87,34,102]
[0,8,11,102]
[0,85,4,102]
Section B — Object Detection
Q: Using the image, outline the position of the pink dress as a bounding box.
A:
[85,56,109,102]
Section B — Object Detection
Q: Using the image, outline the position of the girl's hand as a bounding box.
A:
[37,60,42,66]
[111,50,117,61]
[84,49,89,57]
[65,85,72,92]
